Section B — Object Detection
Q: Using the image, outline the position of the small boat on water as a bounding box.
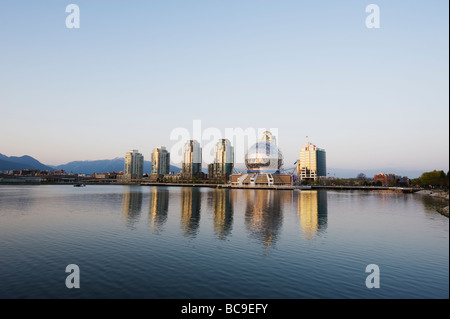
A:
[74,183,86,187]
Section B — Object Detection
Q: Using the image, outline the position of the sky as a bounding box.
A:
[0,0,448,173]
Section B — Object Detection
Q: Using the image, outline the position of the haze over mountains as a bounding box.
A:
[0,153,425,178]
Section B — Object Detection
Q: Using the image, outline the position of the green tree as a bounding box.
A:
[446,171,450,188]
[419,170,444,187]
[439,171,446,187]
[357,173,366,180]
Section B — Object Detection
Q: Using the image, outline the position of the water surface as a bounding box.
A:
[0,185,448,298]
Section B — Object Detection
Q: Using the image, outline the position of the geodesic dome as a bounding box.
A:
[245,141,283,174]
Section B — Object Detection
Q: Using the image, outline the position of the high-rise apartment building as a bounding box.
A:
[151,146,170,175]
[296,142,326,181]
[124,149,144,180]
[182,140,202,178]
[208,139,234,180]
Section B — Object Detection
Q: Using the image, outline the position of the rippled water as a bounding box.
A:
[0,185,448,298]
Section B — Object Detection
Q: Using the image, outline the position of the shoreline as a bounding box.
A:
[416,190,449,217]
[0,182,420,192]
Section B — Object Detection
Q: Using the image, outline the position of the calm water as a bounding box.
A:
[0,185,448,299]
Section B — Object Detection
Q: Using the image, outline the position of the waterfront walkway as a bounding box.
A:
[310,185,420,193]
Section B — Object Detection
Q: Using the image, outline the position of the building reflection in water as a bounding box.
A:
[244,190,290,249]
[149,187,169,233]
[181,187,201,238]
[297,190,328,240]
[122,186,143,230]
[212,189,234,240]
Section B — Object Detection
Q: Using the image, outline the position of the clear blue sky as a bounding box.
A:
[0,0,448,172]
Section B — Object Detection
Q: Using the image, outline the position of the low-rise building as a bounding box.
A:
[373,173,401,186]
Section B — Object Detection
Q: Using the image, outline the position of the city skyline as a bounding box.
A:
[0,1,448,172]
[0,127,447,178]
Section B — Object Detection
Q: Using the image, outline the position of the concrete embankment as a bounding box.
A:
[416,190,449,217]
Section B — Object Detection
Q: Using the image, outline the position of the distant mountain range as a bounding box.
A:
[0,153,424,178]
[0,153,181,175]
[0,153,53,171]
[53,158,181,175]
[53,158,138,174]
